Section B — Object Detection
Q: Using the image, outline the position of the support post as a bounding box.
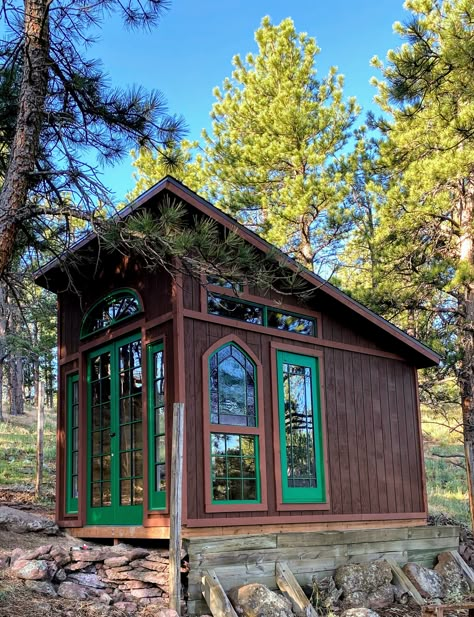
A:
[169,402,185,614]
[35,381,45,497]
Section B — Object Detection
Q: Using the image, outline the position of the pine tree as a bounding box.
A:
[131,17,360,272]
[370,0,474,526]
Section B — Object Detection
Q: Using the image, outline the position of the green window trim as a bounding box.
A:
[147,341,167,510]
[276,350,326,504]
[208,341,261,505]
[80,288,143,340]
[207,292,317,337]
[66,373,79,514]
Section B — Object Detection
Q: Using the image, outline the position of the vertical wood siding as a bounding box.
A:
[184,317,425,521]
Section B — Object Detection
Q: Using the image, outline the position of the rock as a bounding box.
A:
[367,584,394,609]
[70,549,115,562]
[118,580,153,589]
[50,546,71,567]
[103,565,132,573]
[341,591,369,609]
[113,602,138,614]
[16,545,53,560]
[341,609,380,617]
[55,568,67,582]
[65,560,94,571]
[103,556,130,567]
[139,597,168,608]
[435,552,470,599]
[335,561,393,594]
[68,572,106,588]
[228,583,293,617]
[57,581,90,600]
[12,559,49,581]
[47,561,58,580]
[10,548,24,565]
[24,580,58,596]
[0,506,59,534]
[99,592,112,605]
[155,610,179,617]
[0,551,10,569]
[311,576,342,611]
[129,587,163,598]
[130,559,167,572]
[402,563,444,599]
[393,583,409,605]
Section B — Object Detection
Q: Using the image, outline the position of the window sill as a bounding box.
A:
[205,502,268,514]
[276,501,331,511]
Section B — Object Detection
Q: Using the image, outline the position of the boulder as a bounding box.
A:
[50,546,71,567]
[65,560,94,571]
[57,581,90,600]
[129,587,163,598]
[341,591,368,609]
[434,552,470,599]
[70,549,115,562]
[0,506,59,534]
[228,583,293,617]
[129,559,167,572]
[402,563,444,599]
[24,580,57,596]
[0,551,10,569]
[155,611,180,617]
[12,559,49,581]
[367,584,395,609]
[341,609,380,617]
[67,572,106,589]
[335,561,392,594]
[55,568,67,582]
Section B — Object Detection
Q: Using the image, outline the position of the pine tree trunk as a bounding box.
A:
[457,178,474,530]
[8,357,18,416]
[0,0,50,276]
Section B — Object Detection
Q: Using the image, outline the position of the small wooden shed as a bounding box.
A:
[35,176,440,540]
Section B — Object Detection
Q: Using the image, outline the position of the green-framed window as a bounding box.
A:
[80,288,143,340]
[276,350,326,503]
[208,342,261,504]
[207,292,316,337]
[66,373,79,514]
[147,341,166,510]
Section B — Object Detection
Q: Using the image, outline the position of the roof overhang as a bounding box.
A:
[34,176,440,369]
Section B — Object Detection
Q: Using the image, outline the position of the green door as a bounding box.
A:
[87,333,144,525]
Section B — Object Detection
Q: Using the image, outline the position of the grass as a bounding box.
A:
[422,407,470,525]
[0,405,56,505]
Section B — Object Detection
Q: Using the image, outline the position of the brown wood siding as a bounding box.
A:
[183,316,425,523]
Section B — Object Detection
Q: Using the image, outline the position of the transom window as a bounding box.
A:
[81,289,142,339]
[207,292,316,337]
[208,341,261,504]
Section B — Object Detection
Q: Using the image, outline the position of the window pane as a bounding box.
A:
[82,291,141,338]
[283,362,318,488]
[210,433,258,503]
[151,346,166,500]
[207,275,244,291]
[267,310,315,336]
[207,294,263,325]
[210,343,256,426]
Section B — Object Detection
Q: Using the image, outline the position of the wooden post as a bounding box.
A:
[169,402,185,615]
[35,382,45,497]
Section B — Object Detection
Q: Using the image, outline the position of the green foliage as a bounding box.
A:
[131,17,360,271]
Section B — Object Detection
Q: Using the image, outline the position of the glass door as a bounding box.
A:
[86,334,144,525]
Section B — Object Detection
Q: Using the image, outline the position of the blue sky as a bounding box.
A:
[94,0,410,200]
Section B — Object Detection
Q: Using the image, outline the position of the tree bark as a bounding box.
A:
[457,178,474,530]
[0,0,50,275]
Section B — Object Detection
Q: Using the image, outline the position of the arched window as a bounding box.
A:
[207,341,262,505]
[209,344,256,427]
[80,289,142,339]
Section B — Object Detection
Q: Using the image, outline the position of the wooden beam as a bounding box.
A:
[449,550,474,591]
[169,402,185,615]
[201,569,238,617]
[276,561,318,617]
[386,557,424,606]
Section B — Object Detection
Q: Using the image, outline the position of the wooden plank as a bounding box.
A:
[201,569,239,617]
[386,557,424,606]
[276,561,318,617]
[190,534,278,554]
[449,550,474,590]
[169,402,185,615]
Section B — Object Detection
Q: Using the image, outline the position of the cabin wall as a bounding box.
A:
[182,273,426,528]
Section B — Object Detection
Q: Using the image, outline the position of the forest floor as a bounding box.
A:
[0,403,469,524]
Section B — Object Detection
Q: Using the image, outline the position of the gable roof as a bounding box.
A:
[34,175,440,368]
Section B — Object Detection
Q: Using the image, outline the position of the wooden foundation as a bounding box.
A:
[185,525,460,616]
